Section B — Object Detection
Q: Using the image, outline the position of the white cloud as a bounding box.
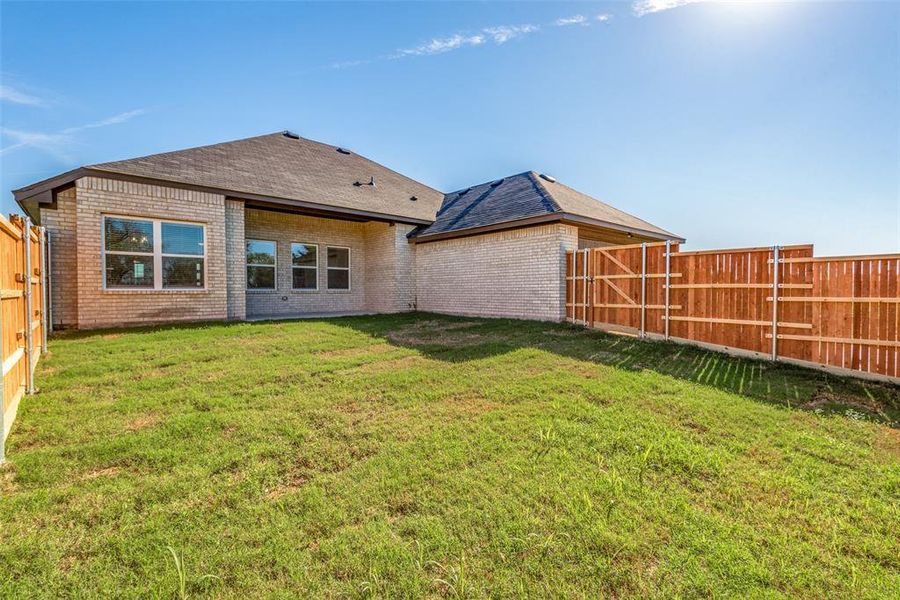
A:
[483,24,539,44]
[329,58,375,70]
[556,15,587,26]
[0,84,47,107]
[632,0,705,17]
[63,109,146,133]
[1,109,146,158]
[0,130,68,159]
[392,23,538,59]
[596,14,613,23]
[394,34,486,58]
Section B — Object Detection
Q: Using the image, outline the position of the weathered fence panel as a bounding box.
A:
[1,214,48,462]
[567,242,900,383]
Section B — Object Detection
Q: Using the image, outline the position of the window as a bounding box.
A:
[291,243,318,290]
[103,216,205,289]
[246,240,276,290]
[326,246,350,290]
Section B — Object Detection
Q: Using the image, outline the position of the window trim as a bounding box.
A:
[290,242,319,292]
[246,238,278,291]
[326,245,351,292]
[102,215,207,291]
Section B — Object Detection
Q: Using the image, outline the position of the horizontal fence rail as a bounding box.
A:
[566,242,900,384]
[1,214,48,462]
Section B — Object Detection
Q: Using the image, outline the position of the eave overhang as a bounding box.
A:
[409,212,685,245]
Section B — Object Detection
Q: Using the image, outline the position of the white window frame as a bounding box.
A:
[102,215,207,291]
[246,239,277,291]
[326,245,351,292]
[291,242,319,291]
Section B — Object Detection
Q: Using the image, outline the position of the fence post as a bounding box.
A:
[0,259,5,463]
[568,251,574,323]
[45,230,53,333]
[640,242,647,338]
[582,249,589,325]
[771,245,780,361]
[39,227,48,351]
[23,218,34,395]
[664,240,671,341]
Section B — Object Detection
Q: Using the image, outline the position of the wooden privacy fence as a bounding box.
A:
[1,214,48,462]
[566,242,900,384]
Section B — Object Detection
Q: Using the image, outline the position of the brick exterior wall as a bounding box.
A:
[363,222,417,313]
[39,177,581,328]
[415,224,579,321]
[224,200,246,320]
[362,222,395,314]
[42,177,229,329]
[243,209,418,317]
[394,223,417,311]
[244,208,369,316]
[41,187,78,329]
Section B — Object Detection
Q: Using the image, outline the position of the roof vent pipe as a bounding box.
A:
[539,173,556,183]
[336,147,351,155]
[282,130,300,139]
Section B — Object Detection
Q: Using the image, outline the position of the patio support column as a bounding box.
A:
[225,199,247,320]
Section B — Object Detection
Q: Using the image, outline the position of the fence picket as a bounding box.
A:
[1,215,46,462]
[567,242,900,383]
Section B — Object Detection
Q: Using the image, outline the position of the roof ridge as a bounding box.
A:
[526,171,563,214]
[440,185,496,232]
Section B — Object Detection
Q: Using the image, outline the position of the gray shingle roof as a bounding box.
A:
[15,133,679,241]
[88,132,444,222]
[413,171,680,240]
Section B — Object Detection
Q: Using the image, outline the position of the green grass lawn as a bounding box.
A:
[2,313,898,598]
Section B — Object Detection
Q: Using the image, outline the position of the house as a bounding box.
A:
[12,131,682,329]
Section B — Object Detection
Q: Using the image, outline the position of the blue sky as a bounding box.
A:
[1,1,897,254]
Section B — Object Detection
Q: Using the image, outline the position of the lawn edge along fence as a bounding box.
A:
[566,242,900,384]
[1,214,48,463]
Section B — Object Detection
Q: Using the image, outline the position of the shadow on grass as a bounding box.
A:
[336,313,900,426]
[51,312,900,425]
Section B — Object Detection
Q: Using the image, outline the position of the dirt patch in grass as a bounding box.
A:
[385,320,492,348]
[266,472,310,499]
[125,414,160,432]
[0,464,18,494]
[440,395,499,416]
[317,343,397,358]
[347,355,427,375]
[800,389,888,421]
[545,328,591,338]
[82,466,121,480]
[874,427,900,460]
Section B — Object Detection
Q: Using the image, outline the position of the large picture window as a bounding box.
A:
[291,243,318,290]
[103,216,205,289]
[247,240,277,290]
[326,246,350,291]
